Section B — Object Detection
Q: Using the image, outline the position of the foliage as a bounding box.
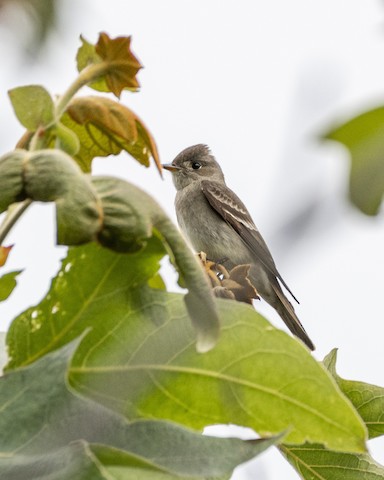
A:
[0,0,56,55]
[4,241,365,451]
[0,271,21,302]
[324,107,384,216]
[0,32,383,479]
[0,246,20,301]
[1,337,284,479]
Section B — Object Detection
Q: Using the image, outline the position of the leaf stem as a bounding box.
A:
[0,199,33,245]
[29,127,47,151]
[154,215,220,352]
[54,63,108,119]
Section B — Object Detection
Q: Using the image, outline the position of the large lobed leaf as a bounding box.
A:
[324,107,384,215]
[280,350,384,479]
[5,237,166,368]
[281,442,384,480]
[0,338,280,479]
[324,349,384,440]
[5,242,367,453]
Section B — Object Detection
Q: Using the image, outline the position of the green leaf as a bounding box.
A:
[76,35,101,72]
[148,273,167,290]
[61,95,161,173]
[0,338,282,479]
[279,350,384,479]
[5,238,166,369]
[76,32,142,97]
[0,270,22,302]
[0,333,6,372]
[0,443,108,480]
[5,242,366,451]
[281,443,384,480]
[60,109,121,172]
[0,338,107,480]
[324,107,384,215]
[324,349,384,439]
[94,423,283,478]
[69,295,366,451]
[8,85,55,130]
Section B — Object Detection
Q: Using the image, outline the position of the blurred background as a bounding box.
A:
[0,1,383,478]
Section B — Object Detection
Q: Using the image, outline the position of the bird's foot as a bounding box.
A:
[197,252,222,286]
[197,252,260,304]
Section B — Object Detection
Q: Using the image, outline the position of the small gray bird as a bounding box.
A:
[163,144,315,350]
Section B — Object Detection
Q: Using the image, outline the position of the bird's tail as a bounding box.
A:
[270,281,315,351]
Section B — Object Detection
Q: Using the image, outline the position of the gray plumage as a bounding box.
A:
[163,144,315,350]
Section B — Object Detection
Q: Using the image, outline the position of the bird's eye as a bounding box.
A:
[191,162,202,170]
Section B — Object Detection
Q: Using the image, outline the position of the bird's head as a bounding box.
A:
[163,144,225,190]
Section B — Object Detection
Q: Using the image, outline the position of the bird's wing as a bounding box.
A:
[201,180,299,303]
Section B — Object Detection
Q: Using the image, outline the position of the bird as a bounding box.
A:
[162,144,315,350]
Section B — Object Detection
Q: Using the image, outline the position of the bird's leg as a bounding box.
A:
[198,253,231,281]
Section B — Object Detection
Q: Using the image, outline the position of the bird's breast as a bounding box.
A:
[175,185,251,266]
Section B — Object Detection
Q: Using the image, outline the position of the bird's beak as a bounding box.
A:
[162,163,181,172]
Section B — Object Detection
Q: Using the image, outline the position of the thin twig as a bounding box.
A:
[0,199,33,245]
[54,63,108,119]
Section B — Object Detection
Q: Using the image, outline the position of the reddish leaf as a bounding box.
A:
[96,32,142,96]
[63,96,161,173]
[77,33,142,98]
[0,245,13,267]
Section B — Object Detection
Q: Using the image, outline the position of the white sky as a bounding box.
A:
[1,1,384,478]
